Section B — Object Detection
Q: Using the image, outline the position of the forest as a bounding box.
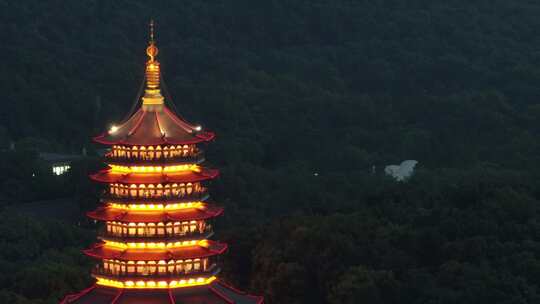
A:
[0,0,540,303]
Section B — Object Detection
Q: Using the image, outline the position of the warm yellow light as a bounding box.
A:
[109,202,204,211]
[104,240,200,249]
[158,281,168,288]
[96,276,217,289]
[109,164,199,174]
[109,125,119,134]
[198,239,210,248]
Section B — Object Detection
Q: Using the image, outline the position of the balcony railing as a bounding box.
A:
[101,224,214,240]
[103,188,209,202]
[105,151,205,165]
[92,263,219,278]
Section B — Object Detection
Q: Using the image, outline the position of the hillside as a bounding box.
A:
[0,1,540,303]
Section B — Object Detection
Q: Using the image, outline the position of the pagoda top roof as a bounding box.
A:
[90,168,219,184]
[94,106,215,146]
[60,281,263,304]
[87,204,224,223]
[94,20,214,147]
[83,241,227,261]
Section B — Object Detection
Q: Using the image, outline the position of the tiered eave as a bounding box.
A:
[90,168,219,184]
[93,106,215,146]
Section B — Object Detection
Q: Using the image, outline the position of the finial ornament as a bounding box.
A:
[143,20,163,105]
[149,19,155,42]
[146,19,158,63]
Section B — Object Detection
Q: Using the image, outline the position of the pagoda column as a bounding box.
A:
[60,21,263,304]
[84,27,225,290]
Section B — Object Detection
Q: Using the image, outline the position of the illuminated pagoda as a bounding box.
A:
[61,22,263,304]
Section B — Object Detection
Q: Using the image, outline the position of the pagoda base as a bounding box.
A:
[60,281,263,304]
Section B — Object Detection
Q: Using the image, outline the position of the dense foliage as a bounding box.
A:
[249,168,540,303]
[1,0,540,303]
[0,213,94,304]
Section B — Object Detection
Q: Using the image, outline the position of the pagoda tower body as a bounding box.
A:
[61,24,263,304]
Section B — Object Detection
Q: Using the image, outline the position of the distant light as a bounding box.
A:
[109,125,119,134]
[53,165,71,176]
[194,125,202,132]
[313,172,319,176]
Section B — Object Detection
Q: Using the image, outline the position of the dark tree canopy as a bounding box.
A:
[1,1,540,303]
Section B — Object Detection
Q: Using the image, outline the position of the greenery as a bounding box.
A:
[1,0,540,303]
[0,213,94,304]
[249,168,540,303]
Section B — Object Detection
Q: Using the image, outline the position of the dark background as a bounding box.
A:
[0,1,539,303]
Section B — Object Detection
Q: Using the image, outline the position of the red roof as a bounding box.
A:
[90,168,219,184]
[83,241,227,261]
[94,105,215,146]
[60,281,264,304]
[87,204,224,223]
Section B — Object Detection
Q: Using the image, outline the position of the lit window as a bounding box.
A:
[52,165,71,176]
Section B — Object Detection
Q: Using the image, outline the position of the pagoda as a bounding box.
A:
[61,22,263,304]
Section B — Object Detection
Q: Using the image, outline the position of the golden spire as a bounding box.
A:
[143,19,164,106]
[149,19,155,43]
[147,20,158,63]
